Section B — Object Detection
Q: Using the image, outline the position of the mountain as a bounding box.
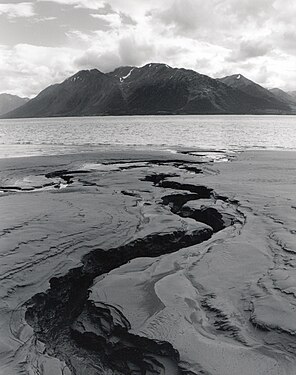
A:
[269,88,296,107]
[0,93,29,116]
[288,91,296,100]
[3,64,292,118]
[107,63,267,115]
[219,74,290,113]
[3,70,126,118]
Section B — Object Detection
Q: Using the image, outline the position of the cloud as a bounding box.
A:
[37,0,164,18]
[151,0,217,34]
[0,44,80,97]
[118,35,156,67]
[90,13,122,28]
[74,32,156,72]
[72,23,229,78]
[0,2,35,18]
[30,16,57,23]
[75,50,121,72]
[36,0,105,10]
[2,0,296,96]
[223,0,274,22]
[227,40,272,62]
[103,0,163,18]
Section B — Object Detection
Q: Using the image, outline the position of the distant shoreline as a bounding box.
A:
[2,111,296,120]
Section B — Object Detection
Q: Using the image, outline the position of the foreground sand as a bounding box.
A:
[0,149,295,374]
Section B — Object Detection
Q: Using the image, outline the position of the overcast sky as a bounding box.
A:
[1,0,296,97]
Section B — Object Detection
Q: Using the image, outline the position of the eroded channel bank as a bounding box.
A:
[24,153,242,374]
[1,150,296,375]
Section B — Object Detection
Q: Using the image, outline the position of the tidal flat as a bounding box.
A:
[0,149,296,375]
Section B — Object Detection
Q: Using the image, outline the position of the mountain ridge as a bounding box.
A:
[2,64,294,118]
[0,93,29,116]
[218,74,290,111]
[269,88,296,108]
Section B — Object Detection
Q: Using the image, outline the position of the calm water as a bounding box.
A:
[0,115,296,158]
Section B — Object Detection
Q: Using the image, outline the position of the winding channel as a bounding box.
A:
[21,158,244,375]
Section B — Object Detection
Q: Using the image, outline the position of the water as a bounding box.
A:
[0,115,296,158]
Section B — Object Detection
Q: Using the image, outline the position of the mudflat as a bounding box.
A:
[0,149,296,375]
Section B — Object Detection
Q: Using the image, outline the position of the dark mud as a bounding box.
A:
[24,161,239,375]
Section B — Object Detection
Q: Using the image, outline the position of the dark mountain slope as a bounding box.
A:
[3,64,293,118]
[108,63,268,114]
[219,74,290,113]
[269,88,296,108]
[288,91,296,100]
[6,69,126,118]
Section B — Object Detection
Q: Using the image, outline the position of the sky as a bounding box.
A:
[1,0,296,97]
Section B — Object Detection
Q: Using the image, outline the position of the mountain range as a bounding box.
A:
[0,94,29,116]
[269,88,296,110]
[2,63,296,118]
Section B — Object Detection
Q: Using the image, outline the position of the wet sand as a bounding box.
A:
[0,149,296,374]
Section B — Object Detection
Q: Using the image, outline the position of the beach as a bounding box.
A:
[0,149,296,375]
